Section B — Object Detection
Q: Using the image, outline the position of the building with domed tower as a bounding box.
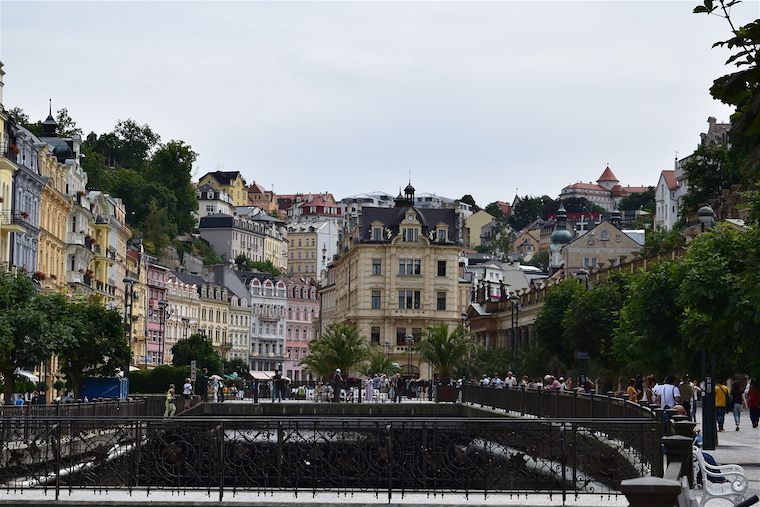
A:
[320,182,469,379]
[560,166,649,212]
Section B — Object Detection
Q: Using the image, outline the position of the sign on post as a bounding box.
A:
[191,360,197,382]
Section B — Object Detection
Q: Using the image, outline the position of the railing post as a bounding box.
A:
[54,422,61,501]
[219,421,225,502]
[620,477,682,507]
[386,422,393,502]
[661,435,693,486]
[520,385,525,417]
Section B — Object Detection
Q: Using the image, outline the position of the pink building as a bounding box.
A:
[145,258,171,366]
[284,278,319,381]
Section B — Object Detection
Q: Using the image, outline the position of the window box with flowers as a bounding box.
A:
[9,144,19,155]
[20,211,29,219]
[33,272,47,281]
[49,274,57,280]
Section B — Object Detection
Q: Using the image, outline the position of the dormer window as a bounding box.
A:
[436,227,448,242]
[207,191,213,199]
[372,226,383,241]
[402,227,419,242]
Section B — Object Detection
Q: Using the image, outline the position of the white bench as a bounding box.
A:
[693,446,748,507]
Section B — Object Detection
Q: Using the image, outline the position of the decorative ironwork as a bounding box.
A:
[0,415,661,501]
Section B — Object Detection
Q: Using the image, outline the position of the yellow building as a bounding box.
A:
[87,192,131,309]
[126,247,148,368]
[321,184,468,378]
[37,143,71,291]
[198,170,248,207]
[0,64,23,265]
[464,210,495,249]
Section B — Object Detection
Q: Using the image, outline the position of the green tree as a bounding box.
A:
[55,108,82,137]
[675,224,759,379]
[147,140,198,234]
[171,333,223,374]
[484,202,505,220]
[618,187,656,213]
[509,195,554,230]
[415,324,475,384]
[562,273,630,374]
[224,358,250,376]
[300,322,370,378]
[694,1,760,173]
[459,194,481,212]
[531,279,586,370]
[360,347,400,377]
[57,301,130,398]
[525,249,550,271]
[470,347,513,378]
[111,119,161,170]
[142,204,173,254]
[0,270,68,404]
[613,262,687,376]
[642,228,686,257]
[680,144,739,214]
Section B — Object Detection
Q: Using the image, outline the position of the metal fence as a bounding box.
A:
[461,384,655,419]
[0,415,662,501]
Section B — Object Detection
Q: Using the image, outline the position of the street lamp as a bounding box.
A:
[122,276,138,376]
[404,335,415,380]
[509,293,520,351]
[697,204,717,450]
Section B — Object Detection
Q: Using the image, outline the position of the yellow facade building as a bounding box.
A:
[321,185,468,378]
[0,64,23,265]
[464,210,495,249]
[198,170,248,207]
[37,144,71,291]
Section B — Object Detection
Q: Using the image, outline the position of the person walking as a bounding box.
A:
[332,369,344,403]
[678,375,693,420]
[196,368,208,402]
[715,379,730,432]
[365,375,374,402]
[272,371,283,403]
[731,380,744,431]
[164,384,176,417]
[744,380,759,428]
[392,373,406,403]
[626,378,639,403]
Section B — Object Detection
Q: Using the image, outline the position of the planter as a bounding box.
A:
[435,385,459,403]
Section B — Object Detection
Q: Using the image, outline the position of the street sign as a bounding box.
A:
[575,351,589,360]
[191,360,197,382]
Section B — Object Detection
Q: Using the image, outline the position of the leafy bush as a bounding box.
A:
[128,365,190,394]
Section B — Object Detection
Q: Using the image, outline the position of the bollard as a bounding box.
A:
[620,477,682,507]
[661,435,694,488]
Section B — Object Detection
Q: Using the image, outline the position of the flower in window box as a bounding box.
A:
[20,211,29,219]
[33,271,47,281]
[10,144,19,155]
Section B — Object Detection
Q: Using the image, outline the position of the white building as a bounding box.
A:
[164,275,200,364]
[244,273,288,373]
[196,183,233,222]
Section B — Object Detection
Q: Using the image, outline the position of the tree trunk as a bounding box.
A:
[2,368,15,405]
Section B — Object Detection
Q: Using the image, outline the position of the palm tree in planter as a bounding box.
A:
[359,346,400,377]
[300,322,370,380]
[416,324,475,393]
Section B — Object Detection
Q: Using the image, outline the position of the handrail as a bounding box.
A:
[460,384,655,419]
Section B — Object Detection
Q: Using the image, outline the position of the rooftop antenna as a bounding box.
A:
[49,98,52,116]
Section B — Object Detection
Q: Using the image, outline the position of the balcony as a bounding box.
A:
[0,211,24,233]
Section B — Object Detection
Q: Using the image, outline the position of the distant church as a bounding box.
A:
[560,166,649,212]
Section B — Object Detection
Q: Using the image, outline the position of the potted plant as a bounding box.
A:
[33,271,47,281]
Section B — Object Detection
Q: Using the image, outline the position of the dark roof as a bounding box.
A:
[198,214,234,229]
[357,205,459,244]
[203,170,243,186]
[236,270,276,285]
[173,270,207,287]
[39,136,74,162]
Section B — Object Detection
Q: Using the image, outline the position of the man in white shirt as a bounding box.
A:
[480,374,490,386]
[492,375,503,388]
[653,375,681,409]
[504,372,517,388]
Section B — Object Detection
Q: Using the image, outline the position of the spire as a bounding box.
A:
[42,98,58,136]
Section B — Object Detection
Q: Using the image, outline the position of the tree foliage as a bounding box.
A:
[531,279,586,369]
[508,195,554,231]
[171,333,223,374]
[235,255,282,276]
[525,249,550,271]
[359,347,400,377]
[618,187,656,213]
[57,301,130,397]
[415,324,475,383]
[459,194,481,212]
[301,322,370,378]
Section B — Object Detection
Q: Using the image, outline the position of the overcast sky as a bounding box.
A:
[1,1,755,206]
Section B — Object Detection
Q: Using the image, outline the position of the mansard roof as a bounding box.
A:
[358,205,458,244]
[203,170,243,186]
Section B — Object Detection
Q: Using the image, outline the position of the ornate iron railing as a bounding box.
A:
[0,416,661,501]
[461,384,655,419]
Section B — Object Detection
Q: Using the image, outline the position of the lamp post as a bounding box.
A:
[122,276,137,377]
[404,335,415,379]
[698,205,717,450]
[509,293,520,352]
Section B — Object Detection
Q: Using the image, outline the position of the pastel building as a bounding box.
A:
[284,278,319,381]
